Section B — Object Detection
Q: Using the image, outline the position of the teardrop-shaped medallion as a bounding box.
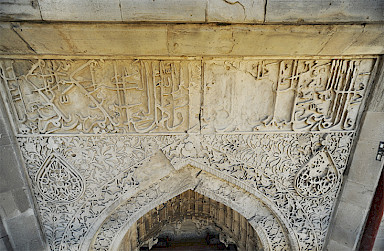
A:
[36,152,85,204]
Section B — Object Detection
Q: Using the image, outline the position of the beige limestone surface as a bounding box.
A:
[1,23,384,56]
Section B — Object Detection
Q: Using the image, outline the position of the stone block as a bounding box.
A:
[1,23,384,56]
[317,25,364,55]
[373,237,384,251]
[339,179,374,207]
[168,24,234,55]
[0,108,12,147]
[11,188,30,215]
[231,25,332,56]
[359,112,384,142]
[266,0,384,23]
[343,24,384,55]
[331,201,368,249]
[120,0,206,22]
[39,0,122,21]
[368,63,384,113]
[11,23,168,55]
[0,145,24,193]
[0,125,11,147]
[206,0,264,23]
[5,210,45,251]
[347,141,383,190]
[0,23,34,54]
[0,191,20,220]
[326,240,352,251]
[0,0,42,21]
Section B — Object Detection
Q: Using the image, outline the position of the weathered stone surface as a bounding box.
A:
[5,209,45,250]
[0,236,12,251]
[0,17,381,251]
[0,94,47,251]
[0,0,41,21]
[373,223,384,251]
[266,0,384,23]
[39,0,121,21]
[0,23,35,54]
[326,238,356,251]
[331,201,369,248]
[368,59,384,112]
[0,191,23,219]
[0,55,374,249]
[9,23,169,55]
[120,0,206,22]
[339,180,374,207]
[1,23,384,56]
[202,58,373,133]
[0,220,6,239]
[206,0,264,23]
[326,60,384,250]
[341,25,384,55]
[0,58,375,135]
[0,145,24,193]
[359,112,384,142]
[1,0,383,23]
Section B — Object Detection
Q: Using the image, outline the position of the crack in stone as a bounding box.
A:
[118,0,123,21]
[35,0,44,21]
[10,24,36,53]
[263,0,267,23]
[316,27,337,55]
[222,0,247,21]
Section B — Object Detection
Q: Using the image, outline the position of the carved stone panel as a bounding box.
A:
[294,150,338,198]
[202,59,374,132]
[0,58,375,135]
[0,59,201,134]
[17,132,354,251]
[36,151,85,204]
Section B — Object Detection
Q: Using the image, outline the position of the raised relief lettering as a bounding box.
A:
[202,59,374,132]
[0,60,201,134]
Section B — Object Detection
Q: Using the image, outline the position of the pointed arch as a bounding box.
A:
[84,165,299,251]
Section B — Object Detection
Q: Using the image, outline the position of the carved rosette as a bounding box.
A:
[294,151,338,198]
[36,152,85,204]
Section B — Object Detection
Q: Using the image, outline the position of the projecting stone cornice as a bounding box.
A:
[1,23,384,56]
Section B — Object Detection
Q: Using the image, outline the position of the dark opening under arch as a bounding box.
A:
[118,190,262,251]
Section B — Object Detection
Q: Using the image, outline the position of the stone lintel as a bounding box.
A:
[0,23,383,57]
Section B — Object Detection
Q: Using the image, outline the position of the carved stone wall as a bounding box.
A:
[0,57,377,250]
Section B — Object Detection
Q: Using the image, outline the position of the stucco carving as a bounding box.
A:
[16,131,353,250]
[294,150,338,198]
[0,58,374,135]
[90,168,292,251]
[0,59,201,134]
[1,56,373,250]
[36,152,85,204]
